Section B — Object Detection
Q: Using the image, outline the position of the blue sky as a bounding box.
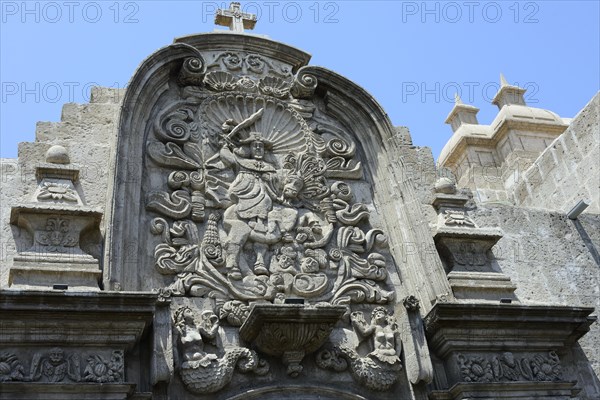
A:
[1,1,599,159]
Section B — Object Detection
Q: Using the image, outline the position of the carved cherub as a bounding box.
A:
[174,307,219,367]
[350,307,401,365]
[30,347,80,383]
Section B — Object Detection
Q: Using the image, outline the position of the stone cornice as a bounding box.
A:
[0,291,157,348]
[424,303,596,358]
[439,117,568,169]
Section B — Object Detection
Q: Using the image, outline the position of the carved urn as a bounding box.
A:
[239,303,346,377]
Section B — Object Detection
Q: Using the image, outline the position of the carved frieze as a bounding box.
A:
[457,351,563,383]
[0,348,124,384]
[0,353,25,382]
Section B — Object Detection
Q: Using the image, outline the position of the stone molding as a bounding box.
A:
[425,303,595,358]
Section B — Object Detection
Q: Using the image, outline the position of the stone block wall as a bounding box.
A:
[469,205,600,388]
[511,93,600,214]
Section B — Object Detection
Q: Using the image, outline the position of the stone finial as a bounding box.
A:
[215,2,257,33]
[434,177,457,194]
[45,145,70,164]
[454,92,463,105]
[492,73,527,109]
[445,93,479,133]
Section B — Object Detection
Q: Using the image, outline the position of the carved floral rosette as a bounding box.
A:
[145,51,401,392]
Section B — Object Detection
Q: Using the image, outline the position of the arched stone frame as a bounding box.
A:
[225,385,370,399]
[104,33,451,311]
[103,33,452,398]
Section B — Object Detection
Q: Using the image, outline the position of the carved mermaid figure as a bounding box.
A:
[351,306,401,365]
[174,306,219,367]
[173,306,268,394]
[317,307,403,391]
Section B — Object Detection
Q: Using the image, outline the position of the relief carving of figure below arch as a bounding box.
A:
[215,108,301,280]
[147,89,393,306]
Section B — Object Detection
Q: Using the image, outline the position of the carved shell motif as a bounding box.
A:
[203,94,312,154]
[258,76,291,99]
[204,71,238,92]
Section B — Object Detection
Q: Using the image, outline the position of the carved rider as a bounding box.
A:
[217,109,297,280]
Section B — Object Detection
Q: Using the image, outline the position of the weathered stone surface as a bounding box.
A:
[513,93,600,214]
[0,9,598,400]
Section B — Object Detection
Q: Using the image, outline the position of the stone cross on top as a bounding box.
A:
[215,2,257,33]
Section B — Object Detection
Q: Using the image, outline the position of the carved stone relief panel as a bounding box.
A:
[456,351,563,383]
[0,348,124,384]
[141,50,407,395]
[8,147,103,290]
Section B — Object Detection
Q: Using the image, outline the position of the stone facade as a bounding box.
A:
[1,13,598,400]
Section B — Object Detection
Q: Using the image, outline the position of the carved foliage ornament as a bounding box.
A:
[457,351,563,383]
[36,217,78,252]
[144,52,399,392]
[0,348,124,384]
[0,353,25,382]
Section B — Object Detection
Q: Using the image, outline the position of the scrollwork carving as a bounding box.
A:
[148,142,202,170]
[291,68,317,99]
[178,56,206,86]
[154,107,199,145]
[146,190,192,220]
